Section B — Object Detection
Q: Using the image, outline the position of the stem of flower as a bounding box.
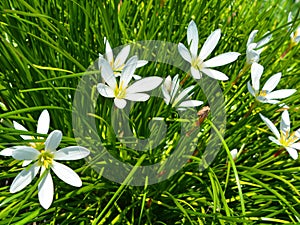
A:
[180,72,190,86]
[280,43,292,59]
[231,63,250,87]
[243,101,257,118]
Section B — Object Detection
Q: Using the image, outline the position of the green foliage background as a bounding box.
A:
[0,0,300,224]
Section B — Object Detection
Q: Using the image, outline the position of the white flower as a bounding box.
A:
[260,111,300,160]
[98,37,147,79]
[178,20,240,80]
[288,12,300,44]
[0,110,50,167]
[161,74,203,110]
[247,63,296,104]
[97,56,163,109]
[0,130,90,209]
[230,149,238,161]
[246,30,272,64]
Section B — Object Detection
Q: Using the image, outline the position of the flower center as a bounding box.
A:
[114,81,127,99]
[191,57,203,70]
[258,90,267,97]
[279,130,298,147]
[38,150,54,169]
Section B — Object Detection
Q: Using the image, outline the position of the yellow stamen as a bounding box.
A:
[38,150,54,169]
[279,130,298,147]
[259,90,267,97]
[114,81,127,99]
[191,57,203,70]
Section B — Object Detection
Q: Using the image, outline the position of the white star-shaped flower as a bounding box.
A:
[97,56,163,109]
[0,130,90,209]
[98,37,147,79]
[288,12,300,44]
[247,63,296,104]
[0,110,50,167]
[246,30,272,64]
[260,111,300,160]
[161,74,203,110]
[178,20,240,80]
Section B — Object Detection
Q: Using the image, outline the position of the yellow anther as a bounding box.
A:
[38,150,54,169]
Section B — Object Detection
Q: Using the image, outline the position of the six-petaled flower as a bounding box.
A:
[0,130,90,209]
[178,20,240,80]
[260,111,300,160]
[97,55,163,109]
[98,37,147,79]
[161,74,203,110]
[247,63,296,104]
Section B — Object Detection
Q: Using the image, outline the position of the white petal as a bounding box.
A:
[136,60,148,68]
[280,110,290,133]
[127,77,163,93]
[120,56,137,88]
[259,113,280,139]
[262,73,281,92]
[163,75,172,92]
[256,32,272,53]
[190,67,201,79]
[264,99,280,104]
[54,146,90,160]
[291,143,300,150]
[285,147,298,160]
[246,47,259,64]
[13,121,32,140]
[247,30,258,47]
[174,86,194,103]
[37,110,50,135]
[105,38,114,64]
[230,149,238,160]
[22,160,32,167]
[199,29,221,60]
[187,20,199,57]
[125,93,150,101]
[170,74,180,98]
[97,83,115,98]
[178,100,203,108]
[268,136,281,146]
[202,68,229,80]
[247,81,256,97]
[99,58,117,88]
[162,80,171,105]
[51,161,82,187]
[178,43,192,62]
[0,147,15,156]
[132,74,142,80]
[114,45,130,69]
[45,130,62,152]
[288,12,292,24]
[251,63,264,91]
[266,89,296,100]
[98,53,104,69]
[10,163,40,193]
[204,52,240,68]
[12,147,40,160]
[38,170,53,209]
[114,98,127,109]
